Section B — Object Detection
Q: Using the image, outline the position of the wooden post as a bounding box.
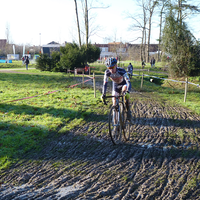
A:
[141,73,144,89]
[93,72,96,98]
[82,70,84,87]
[184,77,188,103]
[74,68,76,77]
[67,69,70,77]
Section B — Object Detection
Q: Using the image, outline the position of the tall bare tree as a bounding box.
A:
[84,0,89,48]
[126,0,148,62]
[146,0,158,63]
[80,0,109,46]
[157,0,167,61]
[141,0,147,62]
[74,0,82,47]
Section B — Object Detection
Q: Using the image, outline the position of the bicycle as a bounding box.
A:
[103,94,131,145]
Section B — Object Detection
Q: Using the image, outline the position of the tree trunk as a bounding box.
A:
[74,0,81,47]
[85,0,89,48]
[146,15,151,63]
[178,0,182,25]
[146,0,157,63]
[158,2,165,62]
[142,1,147,62]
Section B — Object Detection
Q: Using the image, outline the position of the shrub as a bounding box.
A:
[36,42,100,73]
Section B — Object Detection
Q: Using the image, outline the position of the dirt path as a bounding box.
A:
[1,77,200,199]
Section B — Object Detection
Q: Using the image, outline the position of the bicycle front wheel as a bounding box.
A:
[108,106,122,145]
[120,102,130,141]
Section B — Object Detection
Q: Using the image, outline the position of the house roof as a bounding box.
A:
[108,42,122,45]
[42,41,65,48]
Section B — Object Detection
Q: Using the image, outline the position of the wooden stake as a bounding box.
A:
[184,77,188,103]
[82,70,84,87]
[141,73,144,89]
[93,72,96,98]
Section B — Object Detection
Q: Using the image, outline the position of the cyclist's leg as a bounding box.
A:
[112,82,122,105]
[112,83,122,128]
[122,85,132,120]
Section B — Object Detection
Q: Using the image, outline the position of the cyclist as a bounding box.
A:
[101,57,132,121]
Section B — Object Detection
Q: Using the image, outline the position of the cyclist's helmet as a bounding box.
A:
[105,57,117,68]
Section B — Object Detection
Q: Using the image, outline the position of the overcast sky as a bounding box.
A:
[0,0,200,46]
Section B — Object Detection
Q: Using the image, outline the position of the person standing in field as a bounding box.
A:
[127,63,133,79]
[24,56,29,70]
[150,57,155,68]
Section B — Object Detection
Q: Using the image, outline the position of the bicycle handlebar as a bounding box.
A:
[102,94,125,105]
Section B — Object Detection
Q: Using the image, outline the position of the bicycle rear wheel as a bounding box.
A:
[108,106,122,145]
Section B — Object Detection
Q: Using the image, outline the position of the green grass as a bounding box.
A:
[0,60,35,69]
[129,74,200,115]
[90,61,200,114]
[0,72,103,170]
[0,62,200,170]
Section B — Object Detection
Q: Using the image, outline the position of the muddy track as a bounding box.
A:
[1,77,200,199]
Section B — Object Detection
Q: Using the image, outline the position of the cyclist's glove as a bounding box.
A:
[125,91,130,100]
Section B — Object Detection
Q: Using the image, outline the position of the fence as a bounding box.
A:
[139,73,200,103]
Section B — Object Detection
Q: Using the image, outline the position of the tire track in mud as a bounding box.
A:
[1,77,200,199]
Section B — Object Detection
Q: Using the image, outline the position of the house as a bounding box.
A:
[93,42,158,61]
[42,41,65,57]
[94,42,128,61]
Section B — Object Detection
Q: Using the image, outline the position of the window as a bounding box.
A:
[101,47,108,52]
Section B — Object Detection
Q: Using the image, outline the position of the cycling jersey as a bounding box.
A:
[102,67,131,95]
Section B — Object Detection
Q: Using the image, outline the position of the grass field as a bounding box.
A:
[0,72,103,170]
[0,62,200,170]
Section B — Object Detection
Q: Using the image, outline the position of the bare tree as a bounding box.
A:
[157,0,167,61]
[74,0,82,47]
[141,0,148,62]
[146,0,158,63]
[126,0,148,62]
[79,0,109,46]
[84,0,89,47]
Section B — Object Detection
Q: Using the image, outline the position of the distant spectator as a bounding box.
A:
[127,63,133,79]
[85,64,89,74]
[150,57,155,68]
[142,60,146,69]
[24,56,29,70]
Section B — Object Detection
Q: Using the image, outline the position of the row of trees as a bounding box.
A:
[36,0,100,73]
[36,43,100,72]
[37,0,200,77]
[127,0,200,77]
[162,2,200,77]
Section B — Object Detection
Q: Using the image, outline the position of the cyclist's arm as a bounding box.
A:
[102,71,108,95]
[123,73,131,92]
